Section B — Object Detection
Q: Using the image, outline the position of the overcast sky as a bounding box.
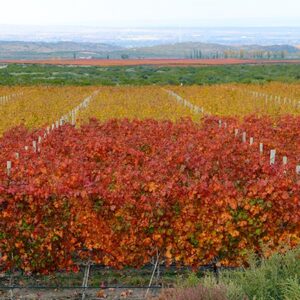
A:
[1,0,300,27]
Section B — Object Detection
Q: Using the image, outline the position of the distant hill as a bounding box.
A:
[116,43,300,59]
[241,44,299,53]
[0,41,122,59]
[114,42,234,59]
[0,41,299,60]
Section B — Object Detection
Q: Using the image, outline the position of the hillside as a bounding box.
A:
[0,41,299,60]
[117,43,300,59]
[0,41,122,59]
[114,42,233,58]
[242,44,299,53]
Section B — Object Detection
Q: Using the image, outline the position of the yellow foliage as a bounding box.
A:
[77,86,199,123]
[0,86,97,134]
[1,83,300,135]
[171,82,300,117]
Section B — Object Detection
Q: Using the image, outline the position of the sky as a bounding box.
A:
[1,0,300,27]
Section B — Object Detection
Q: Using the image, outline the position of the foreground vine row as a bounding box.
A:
[0,117,299,274]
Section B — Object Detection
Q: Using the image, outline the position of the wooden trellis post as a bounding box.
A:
[270,150,276,165]
[7,161,12,176]
[259,143,263,154]
[242,132,246,143]
[81,261,91,300]
[283,156,288,165]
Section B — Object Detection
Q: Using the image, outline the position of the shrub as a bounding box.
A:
[157,284,228,300]
[158,247,300,300]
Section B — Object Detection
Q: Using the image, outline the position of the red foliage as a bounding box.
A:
[0,116,299,273]
[2,59,300,67]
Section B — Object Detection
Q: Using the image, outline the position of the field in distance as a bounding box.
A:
[2,58,300,67]
[1,63,300,85]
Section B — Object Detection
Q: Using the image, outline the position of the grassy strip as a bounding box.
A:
[159,247,300,300]
[1,64,300,85]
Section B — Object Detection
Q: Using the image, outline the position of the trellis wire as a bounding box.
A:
[0,92,24,105]
[227,86,300,109]
[164,88,207,116]
[3,90,100,175]
[164,89,300,175]
[0,262,238,291]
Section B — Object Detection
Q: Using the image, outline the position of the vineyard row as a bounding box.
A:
[167,89,300,175]
[0,117,300,273]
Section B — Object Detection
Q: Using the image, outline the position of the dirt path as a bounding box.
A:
[0,287,160,300]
